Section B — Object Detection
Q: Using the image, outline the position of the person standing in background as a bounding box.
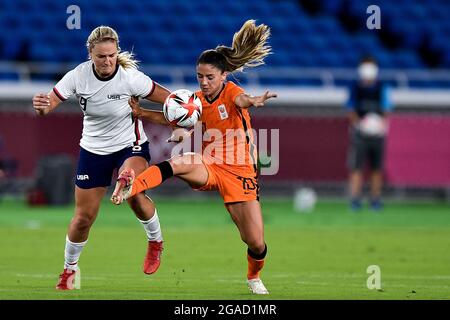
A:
[346,56,393,211]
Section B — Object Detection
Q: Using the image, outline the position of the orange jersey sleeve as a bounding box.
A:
[196,82,258,174]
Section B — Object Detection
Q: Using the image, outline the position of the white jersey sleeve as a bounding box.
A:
[128,69,155,98]
[53,69,76,101]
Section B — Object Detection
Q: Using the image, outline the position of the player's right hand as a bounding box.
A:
[166,128,194,143]
[128,96,142,118]
[32,93,50,116]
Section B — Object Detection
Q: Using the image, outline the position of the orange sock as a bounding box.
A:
[247,255,265,280]
[131,161,173,196]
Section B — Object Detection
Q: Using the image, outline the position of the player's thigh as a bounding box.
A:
[74,186,107,221]
[76,147,116,189]
[120,156,149,175]
[118,142,151,175]
[169,152,209,188]
[225,200,264,244]
[117,143,153,200]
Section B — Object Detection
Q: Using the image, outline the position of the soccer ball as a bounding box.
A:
[359,112,387,137]
[163,89,202,128]
[293,188,317,213]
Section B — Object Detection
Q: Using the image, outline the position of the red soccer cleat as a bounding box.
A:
[55,268,80,290]
[143,241,164,274]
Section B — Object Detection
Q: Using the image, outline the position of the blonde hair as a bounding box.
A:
[197,20,271,73]
[86,26,139,69]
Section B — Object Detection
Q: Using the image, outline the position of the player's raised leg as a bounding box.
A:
[56,186,106,290]
[226,200,269,295]
[112,153,209,203]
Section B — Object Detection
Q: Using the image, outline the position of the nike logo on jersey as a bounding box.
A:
[77,175,89,180]
[107,94,121,100]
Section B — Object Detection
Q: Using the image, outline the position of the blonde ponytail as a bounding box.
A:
[86,25,139,69]
[117,51,139,69]
[215,20,272,72]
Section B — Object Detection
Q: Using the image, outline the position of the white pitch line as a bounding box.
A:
[15,273,106,280]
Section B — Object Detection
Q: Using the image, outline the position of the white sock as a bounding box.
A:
[138,209,163,242]
[64,235,87,271]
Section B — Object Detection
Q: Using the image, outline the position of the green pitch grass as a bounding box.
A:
[0,196,449,300]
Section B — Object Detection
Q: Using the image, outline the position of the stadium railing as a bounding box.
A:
[2,62,450,88]
[1,62,450,110]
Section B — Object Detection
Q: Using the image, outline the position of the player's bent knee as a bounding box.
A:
[170,154,202,175]
[171,161,195,176]
[245,239,266,255]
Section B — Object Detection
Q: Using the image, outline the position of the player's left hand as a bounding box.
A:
[129,96,142,118]
[251,91,277,108]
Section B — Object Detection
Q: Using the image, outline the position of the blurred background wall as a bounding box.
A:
[1,0,450,201]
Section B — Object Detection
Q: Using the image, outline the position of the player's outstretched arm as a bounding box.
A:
[129,97,191,143]
[130,81,172,125]
[235,91,277,109]
[128,96,169,126]
[32,91,62,116]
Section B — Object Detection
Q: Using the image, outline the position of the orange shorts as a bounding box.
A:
[194,162,260,204]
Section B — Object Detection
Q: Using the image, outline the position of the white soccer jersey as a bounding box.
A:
[53,61,154,155]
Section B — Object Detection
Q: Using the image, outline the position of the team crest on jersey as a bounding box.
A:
[218,104,228,120]
[107,94,121,100]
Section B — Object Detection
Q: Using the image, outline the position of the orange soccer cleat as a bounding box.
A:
[55,268,80,290]
[143,240,164,274]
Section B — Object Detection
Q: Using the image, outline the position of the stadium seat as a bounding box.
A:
[1,0,450,85]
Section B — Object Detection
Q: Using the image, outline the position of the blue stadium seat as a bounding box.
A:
[1,0,450,78]
[319,0,344,15]
[391,50,424,69]
[373,51,396,69]
[269,1,303,18]
[313,16,342,34]
[0,34,24,60]
[30,43,57,62]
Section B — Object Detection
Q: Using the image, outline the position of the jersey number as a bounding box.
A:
[237,177,258,191]
[79,97,87,111]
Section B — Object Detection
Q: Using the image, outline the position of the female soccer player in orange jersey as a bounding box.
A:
[112,20,277,294]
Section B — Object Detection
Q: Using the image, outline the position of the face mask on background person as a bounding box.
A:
[358,62,379,82]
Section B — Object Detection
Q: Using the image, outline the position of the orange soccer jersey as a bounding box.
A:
[196,81,258,174]
[194,81,260,203]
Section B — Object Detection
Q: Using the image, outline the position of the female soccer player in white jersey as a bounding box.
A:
[32,26,171,290]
